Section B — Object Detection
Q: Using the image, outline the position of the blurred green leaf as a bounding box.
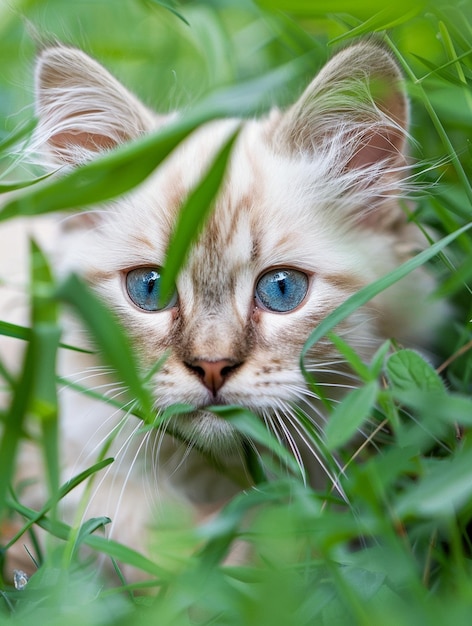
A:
[29,241,60,420]
[256,0,427,20]
[324,381,378,451]
[395,389,472,427]
[0,118,201,221]
[396,448,472,518]
[0,339,35,521]
[29,241,61,509]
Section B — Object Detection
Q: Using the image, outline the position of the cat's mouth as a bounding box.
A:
[167,406,244,453]
[198,398,230,408]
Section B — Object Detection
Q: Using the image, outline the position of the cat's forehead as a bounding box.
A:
[103,117,353,281]
[157,119,328,266]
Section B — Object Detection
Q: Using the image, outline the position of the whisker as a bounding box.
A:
[271,407,307,485]
[82,412,144,526]
[71,399,137,472]
[145,420,170,511]
[63,368,115,384]
[107,429,151,542]
[272,398,349,502]
[304,365,361,384]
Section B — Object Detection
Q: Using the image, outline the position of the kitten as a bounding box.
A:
[0,41,440,581]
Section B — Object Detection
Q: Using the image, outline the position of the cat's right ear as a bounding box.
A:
[34,45,164,166]
[273,42,408,180]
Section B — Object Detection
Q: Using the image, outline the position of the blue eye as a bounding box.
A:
[256,269,309,313]
[126,268,177,311]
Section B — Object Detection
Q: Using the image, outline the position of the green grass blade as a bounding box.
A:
[0,118,36,153]
[0,320,92,354]
[0,343,35,521]
[300,222,472,369]
[160,129,239,302]
[55,274,153,419]
[0,119,201,221]
[146,0,190,25]
[0,55,308,223]
[0,172,53,193]
[387,38,472,207]
[6,498,167,579]
[327,332,373,382]
[0,241,62,523]
[29,241,61,508]
[5,458,114,549]
[330,6,423,43]
[0,320,31,342]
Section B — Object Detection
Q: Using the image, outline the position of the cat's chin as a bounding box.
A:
[168,409,244,455]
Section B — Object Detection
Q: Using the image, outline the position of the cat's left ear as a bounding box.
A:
[274,41,408,187]
[34,45,165,166]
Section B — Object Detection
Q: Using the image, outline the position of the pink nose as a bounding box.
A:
[186,359,238,395]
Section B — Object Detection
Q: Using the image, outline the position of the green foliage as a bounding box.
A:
[1,0,472,624]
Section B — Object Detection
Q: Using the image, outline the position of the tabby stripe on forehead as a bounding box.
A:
[130,234,155,250]
[85,268,115,284]
[323,273,365,294]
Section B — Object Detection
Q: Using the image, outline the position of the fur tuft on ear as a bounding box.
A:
[273,42,410,228]
[33,45,159,166]
[276,42,408,165]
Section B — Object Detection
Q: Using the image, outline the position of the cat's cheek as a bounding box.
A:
[117,310,177,365]
[255,308,313,351]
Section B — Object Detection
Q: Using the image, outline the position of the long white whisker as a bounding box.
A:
[273,399,349,502]
[81,412,145,531]
[107,429,151,542]
[145,419,170,511]
[272,407,307,485]
[71,399,137,473]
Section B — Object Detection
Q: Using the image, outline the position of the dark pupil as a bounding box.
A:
[275,272,288,295]
[146,276,156,294]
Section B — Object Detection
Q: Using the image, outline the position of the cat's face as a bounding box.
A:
[33,43,422,451]
[75,119,378,447]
